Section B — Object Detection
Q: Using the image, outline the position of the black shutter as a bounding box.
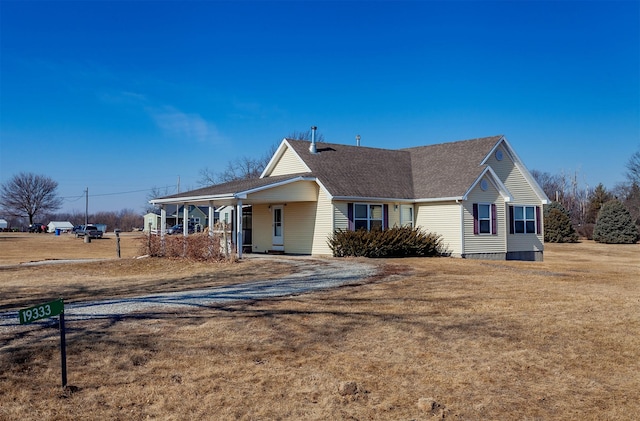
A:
[509,206,514,234]
[491,204,497,235]
[383,204,389,229]
[473,203,479,235]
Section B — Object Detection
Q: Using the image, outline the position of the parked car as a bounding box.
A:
[28,223,46,233]
[74,225,103,239]
[167,224,195,235]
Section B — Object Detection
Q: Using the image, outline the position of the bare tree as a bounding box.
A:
[145,186,174,213]
[531,170,564,202]
[626,149,640,185]
[197,129,325,186]
[198,140,283,186]
[0,172,62,225]
[286,129,325,143]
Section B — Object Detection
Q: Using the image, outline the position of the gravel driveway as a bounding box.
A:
[0,256,377,331]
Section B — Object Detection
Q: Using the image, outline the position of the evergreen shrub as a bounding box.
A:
[543,201,578,243]
[328,226,444,258]
[593,200,639,244]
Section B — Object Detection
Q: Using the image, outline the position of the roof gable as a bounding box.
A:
[150,134,544,205]
[285,139,414,199]
[261,139,311,177]
[404,135,503,199]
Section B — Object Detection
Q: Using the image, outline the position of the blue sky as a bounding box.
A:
[1,0,638,214]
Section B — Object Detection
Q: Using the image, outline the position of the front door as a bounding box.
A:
[272,205,284,251]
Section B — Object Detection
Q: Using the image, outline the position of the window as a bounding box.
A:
[473,203,496,235]
[352,203,384,231]
[400,205,413,228]
[510,205,540,234]
[478,204,491,234]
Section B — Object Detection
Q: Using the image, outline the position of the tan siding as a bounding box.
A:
[269,146,309,176]
[506,227,544,252]
[486,145,544,254]
[334,201,349,230]
[463,178,506,255]
[388,204,401,227]
[505,203,544,252]
[251,204,272,253]
[311,187,334,256]
[283,202,315,254]
[249,181,317,202]
[415,201,462,256]
[486,145,539,203]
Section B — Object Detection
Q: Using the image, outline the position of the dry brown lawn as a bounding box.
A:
[1,233,639,420]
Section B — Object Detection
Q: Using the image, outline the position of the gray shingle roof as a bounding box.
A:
[284,135,502,199]
[404,135,503,198]
[157,135,503,202]
[158,173,310,200]
[285,139,415,199]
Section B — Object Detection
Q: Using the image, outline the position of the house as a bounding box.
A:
[150,134,549,260]
[47,221,74,233]
[0,219,8,231]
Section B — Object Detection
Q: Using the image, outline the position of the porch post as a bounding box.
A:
[208,201,215,237]
[236,200,243,258]
[183,204,189,237]
[160,206,166,237]
[160,205,166,255]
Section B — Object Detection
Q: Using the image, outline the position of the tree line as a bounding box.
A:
[533,149,640,243]
[2,134,639,242]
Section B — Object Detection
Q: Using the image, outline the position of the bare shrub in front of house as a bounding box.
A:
[141,232,234,262]
[328,226,444,258]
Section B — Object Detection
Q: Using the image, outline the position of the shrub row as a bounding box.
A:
[141,232,234,262]
[328,226,444,258]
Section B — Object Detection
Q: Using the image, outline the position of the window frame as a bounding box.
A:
[400,205,414,228]
[473,203,497,235]
[352,203,385,231]
[511,205,538,234]
[477,203,492,235]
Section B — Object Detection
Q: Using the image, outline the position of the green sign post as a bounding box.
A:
[18,299,67,387]
[18,299,64,324]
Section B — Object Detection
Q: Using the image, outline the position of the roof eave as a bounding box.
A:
[332,196,415,203]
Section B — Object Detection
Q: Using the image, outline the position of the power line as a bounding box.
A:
[60,185,178,201]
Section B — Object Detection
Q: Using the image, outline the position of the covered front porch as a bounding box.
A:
[149,175,320,258]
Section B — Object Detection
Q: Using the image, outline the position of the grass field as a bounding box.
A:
[1,233,639,420]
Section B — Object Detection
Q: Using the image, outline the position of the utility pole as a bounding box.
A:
[85,188,89,226]
[176,176,180,225]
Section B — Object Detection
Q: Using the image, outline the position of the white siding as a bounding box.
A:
[269,146,309,176]
[311,187,334,256]
[463,178,507,255]
[415,201,462,256]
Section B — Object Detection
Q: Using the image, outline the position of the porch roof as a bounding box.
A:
[150,173,314,206]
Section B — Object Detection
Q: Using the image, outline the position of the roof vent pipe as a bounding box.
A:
[310,126,318,154]
[356,134,361,147]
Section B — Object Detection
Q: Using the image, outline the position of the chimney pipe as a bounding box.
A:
[356,134,361,147]
[310,126,317,154]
